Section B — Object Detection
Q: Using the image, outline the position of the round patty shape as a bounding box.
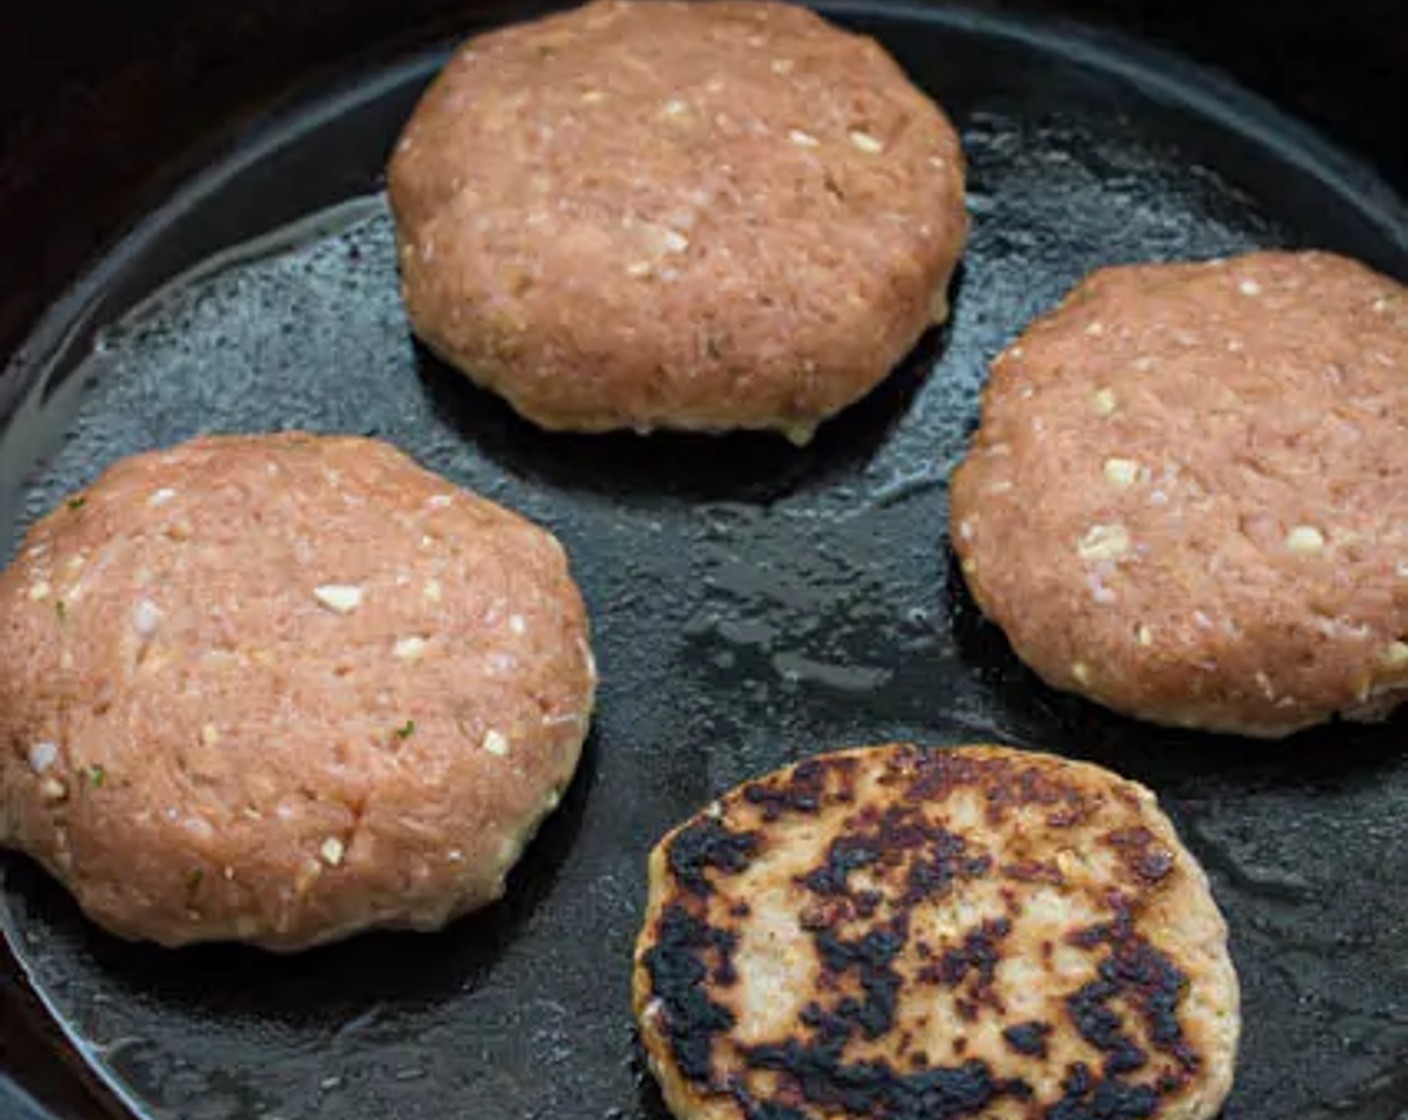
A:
[388,0,967,442]
[0,434,596,950]
[952,251,1408,737]
[634,744,1238,1120]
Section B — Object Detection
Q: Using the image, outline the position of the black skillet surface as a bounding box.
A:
[2,3,1407,1118]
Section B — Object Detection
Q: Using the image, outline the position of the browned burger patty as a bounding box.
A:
[388,0,967,442]
[0,433,596,950]
[951,251,1408,737]
[633,744,1239,1120]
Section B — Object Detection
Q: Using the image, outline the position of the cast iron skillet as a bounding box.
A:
[2,2,1407,1118]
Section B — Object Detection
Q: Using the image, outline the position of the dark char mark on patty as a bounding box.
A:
[1002,1020,1054,1058]
[1047,1061,1162,1120]
[743,755,857,822]
[1066,907,1198,1078]
[668,816,760,896]
[646,749,1202,1118]
[644,904,740,1083]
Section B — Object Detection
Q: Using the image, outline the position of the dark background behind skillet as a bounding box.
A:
[1,0,1406,1117]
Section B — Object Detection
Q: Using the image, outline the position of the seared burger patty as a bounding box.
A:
[634,744,1238,1120]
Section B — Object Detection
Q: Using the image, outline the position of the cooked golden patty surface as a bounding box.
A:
[388,0,967,441]
[0,434,596,950]
[634,744,1238,1120]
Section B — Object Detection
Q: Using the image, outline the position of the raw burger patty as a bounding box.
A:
[389,0,967,442]
[634,743,1239,1120]
[0,433,596,950]
[952,250,1408,737]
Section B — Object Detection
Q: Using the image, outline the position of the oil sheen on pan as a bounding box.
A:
[0,3,1405,1120]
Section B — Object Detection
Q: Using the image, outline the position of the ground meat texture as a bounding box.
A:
[0,433,596,950]
[951,250,1408,737]
[388,0,967,442]
[633,744,1239,1120]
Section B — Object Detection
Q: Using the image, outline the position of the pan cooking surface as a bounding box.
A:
[2,4,1406,1118]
